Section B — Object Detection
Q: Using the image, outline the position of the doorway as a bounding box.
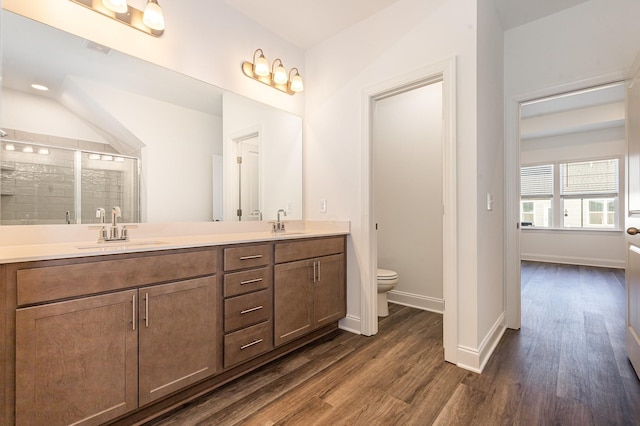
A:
[373,82,444,313]
[505,79,627,330]
[362,58,457,364]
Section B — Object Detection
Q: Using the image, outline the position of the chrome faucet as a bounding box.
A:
[95,206,129,242]
[272,209,287,233]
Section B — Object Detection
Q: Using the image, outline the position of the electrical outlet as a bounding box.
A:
[320,199,327,213]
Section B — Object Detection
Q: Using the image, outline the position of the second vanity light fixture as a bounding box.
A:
[242,49,304,95]
[69,0,165,36]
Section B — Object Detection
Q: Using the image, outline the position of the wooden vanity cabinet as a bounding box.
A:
[223,243,273,368]
[13,248,218,426]
[274,237,346,346]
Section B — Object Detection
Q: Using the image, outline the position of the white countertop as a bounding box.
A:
[0,221,350,264]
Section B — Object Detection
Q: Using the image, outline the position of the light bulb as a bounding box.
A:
[273,63,288,85]
[290,74,304,92]
[143,0,165,31]
[102,0,128,13]
[254,55,270,77]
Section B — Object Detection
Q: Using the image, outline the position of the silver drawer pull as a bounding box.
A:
[240,254,263,260]
[240,339,263,350]
[240,278,263,285]
[241,305,263,315]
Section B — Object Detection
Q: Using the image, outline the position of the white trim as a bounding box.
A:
[361,57,457,362]
[504,71,625,331]
[457,313,506,373]
[521,253,625,269]
[338,315,361,335]
[388,291,444,314]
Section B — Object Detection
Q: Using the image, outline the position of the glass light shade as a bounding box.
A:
[22,146,34,153]
[38,148,50,155]
[102,0,128,13]
[290,74,304,92]
[4,144,15,151]
[254,55,270,77]
[273,64,288,85]
[143,0,165,31]
[88,153,101,160]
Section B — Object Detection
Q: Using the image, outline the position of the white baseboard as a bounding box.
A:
[387,290,444,313]
[456,312,506,373]
[338,314,361,335]
[521,253,625,269]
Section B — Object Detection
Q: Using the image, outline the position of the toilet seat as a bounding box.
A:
[377,268,398,281]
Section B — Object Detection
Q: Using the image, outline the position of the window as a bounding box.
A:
[520,164,553,227]
[561,159,618,229]
[520,158,620,230]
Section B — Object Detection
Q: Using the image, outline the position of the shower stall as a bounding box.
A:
[0,139,139,225]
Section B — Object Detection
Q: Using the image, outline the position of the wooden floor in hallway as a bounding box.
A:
[149,262,640,425]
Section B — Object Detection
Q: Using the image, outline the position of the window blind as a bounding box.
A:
[560,159,618,195]
[521,164,553,197]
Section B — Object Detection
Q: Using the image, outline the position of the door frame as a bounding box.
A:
[504,71,625,330]
[361,57,457,363]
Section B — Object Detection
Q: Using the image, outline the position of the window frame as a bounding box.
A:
[520,156,623,231]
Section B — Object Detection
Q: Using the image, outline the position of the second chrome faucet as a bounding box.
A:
[272,209,287,233]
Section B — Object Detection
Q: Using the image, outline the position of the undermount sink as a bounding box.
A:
[75,240,168,250]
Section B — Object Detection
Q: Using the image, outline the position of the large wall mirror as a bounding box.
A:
[0,11,302,225]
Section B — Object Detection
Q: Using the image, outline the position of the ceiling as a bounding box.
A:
[224,0,593,49]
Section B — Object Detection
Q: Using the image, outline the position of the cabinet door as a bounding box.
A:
[314,253,346,328]
[138,276,217,406]
[16,290,138,426]
[274,259,314,346]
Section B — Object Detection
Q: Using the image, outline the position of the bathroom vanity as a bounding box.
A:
[0,226,347,426]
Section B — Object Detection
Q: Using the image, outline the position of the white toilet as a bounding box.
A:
[377,268,399,317]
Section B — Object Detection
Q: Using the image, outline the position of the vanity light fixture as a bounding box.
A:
[88,153,101,160]
[69,0,165,36]
[22,146,34,153]
[242,49,304,95]
[38,148,50,155]
[4,144,15,151]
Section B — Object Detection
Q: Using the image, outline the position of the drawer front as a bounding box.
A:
[275,236,345,264]
[224,267,271,298]
[224,321,272,368]
[224,244,272,271]
[224,289,271,333]
[17,249,218,306]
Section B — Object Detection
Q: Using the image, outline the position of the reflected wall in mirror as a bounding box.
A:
[0,11,303,225]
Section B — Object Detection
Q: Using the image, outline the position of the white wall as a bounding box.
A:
[374,82,444,312]
[474,0,505,369]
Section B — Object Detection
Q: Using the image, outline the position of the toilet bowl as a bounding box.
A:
[377,268,399,317]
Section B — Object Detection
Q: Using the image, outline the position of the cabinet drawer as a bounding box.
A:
[224,289,271,333]
[275,236,345,264]
[17,249,218,306]
[224,244,272,271]
[224,321,272,368]
[224,267,271,297]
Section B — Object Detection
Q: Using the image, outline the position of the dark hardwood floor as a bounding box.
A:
[150,262,640,425]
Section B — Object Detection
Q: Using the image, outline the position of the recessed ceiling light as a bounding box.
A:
[31,84,49,91]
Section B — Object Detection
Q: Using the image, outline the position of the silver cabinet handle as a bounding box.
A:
[317,261,321,282]
[132,294,136,331]
[313,261,317,283]
[240,339,263,350]
[144,293,149,328]
[240,278,263,285]
[240,254,262,260]
[241,306,263,315]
